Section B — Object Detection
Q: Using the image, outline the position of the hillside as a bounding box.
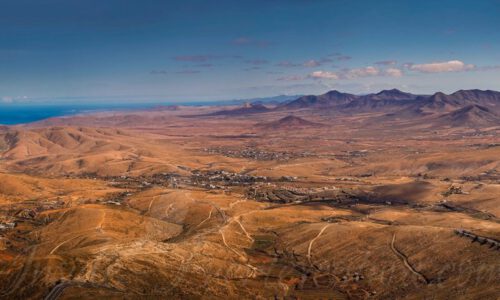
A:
[278,90,358,109]
[255,115,322,129]
[343,89,419,111]
[204,103,271,116]
[279,89,499,115]
[437,104,500,127]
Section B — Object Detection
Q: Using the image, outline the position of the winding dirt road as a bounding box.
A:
[307,224,330,266]
[390,233,429,284]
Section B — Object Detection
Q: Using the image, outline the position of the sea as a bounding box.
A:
[0,101,216,125]
[0,95,299,125]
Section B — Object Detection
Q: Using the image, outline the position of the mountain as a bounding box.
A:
[280,89,500,113]
[151,105,181,111]
[437,104,500,127]
[412,92,462,111]
[225,94,303,106]
[343,89,418,111]
[449,89,500,107]
[205,103,271,116]
[195,89,500,125]
[371,89,418,100]
[404,89,500,114]
[255,115,322,130]
[278,90,358,109]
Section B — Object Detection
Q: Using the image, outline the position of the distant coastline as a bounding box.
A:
[0,103,164,125]
[0,95,300,126]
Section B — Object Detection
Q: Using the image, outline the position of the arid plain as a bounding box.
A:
[0,89,499,299]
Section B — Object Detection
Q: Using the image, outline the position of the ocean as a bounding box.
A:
[0,95,296,125]
[0,102,217,125]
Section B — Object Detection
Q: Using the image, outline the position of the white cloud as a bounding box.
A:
[1,96,13,103]
[276,75,303,81]
[276,61,300,67]
[343,66,379,79]
[309,70,339,79]
[303,60,321,67]
[1,96,29,103]
[375,60,397,66]
[308,65,404,80]
[409,60,475,73]
[384,68,403,77]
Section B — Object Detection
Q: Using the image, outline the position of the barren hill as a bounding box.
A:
[0,126,195,176]
[450,89,500,107]
[204,103,271,116]
[343,89,419,111]
[278,89,500,118]
[437,104,500,127]
[278,90,358,109]
[256,115,322,129]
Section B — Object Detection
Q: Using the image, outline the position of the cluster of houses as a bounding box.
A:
[204,147,313,161]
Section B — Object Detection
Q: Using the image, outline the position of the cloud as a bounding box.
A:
[244,59,268,65]
[475,65,500,71]
[303,60,322,67]
[150,70,168,75]
[375,60,397,66]
[1,96,28,103]
[277,58,333,68]
[152,68,205,75]
[276,61,300,67]
[307,65,403,80]
[384,68,403,77]
[173,55,215,62]
[1,96,13,103]
[329,53,352,61]
[309,71,339,80]
[231,37,270,47]
[343,66,379,79]
[276,75,303,81]
[409,60,475,73]
[336,55,352,61]
[195,63,214,68]
[175,70,200,74]
[173,55,241,62]
[244,66,262,71]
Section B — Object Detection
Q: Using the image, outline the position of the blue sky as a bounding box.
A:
[1,0,499,103]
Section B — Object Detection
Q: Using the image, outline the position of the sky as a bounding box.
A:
[1,0,500,103]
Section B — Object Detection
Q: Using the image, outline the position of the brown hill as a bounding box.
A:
[437,104,500,127]
[279,90,358,109]
[279,89,500,117]
[205,103,271,116]
[151,105,181,111]
[0,127,193,176]
[409,90,500,113]
[256,115,322,129]
[343,89,418,111]
[416,92,471,111]
[450,89,500,107]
